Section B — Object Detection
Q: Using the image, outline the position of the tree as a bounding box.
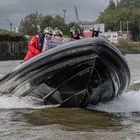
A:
[108,0,116,9]
[40,15,53,32]
[18,12,43,35]
[18,12,83,36]
[97,0,140,40]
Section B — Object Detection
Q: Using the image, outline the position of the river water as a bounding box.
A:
[0,54,140,140]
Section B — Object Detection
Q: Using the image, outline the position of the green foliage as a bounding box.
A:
[118,0,140,9]
[18,12,82,36]
[116,41,140,54]
[18,12,43,35]
[97,0,140,41]
[0,29,27,42]
[40,15,53,32]
[108,0,116,9]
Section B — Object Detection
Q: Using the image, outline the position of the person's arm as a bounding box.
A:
[28,36,40,55]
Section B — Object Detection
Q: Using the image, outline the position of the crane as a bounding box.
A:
[74,6,80,25]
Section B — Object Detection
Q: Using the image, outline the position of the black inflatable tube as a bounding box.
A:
[0,37,130,107]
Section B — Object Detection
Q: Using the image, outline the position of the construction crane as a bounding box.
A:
[7,19,13,31]
[74,6,80,25]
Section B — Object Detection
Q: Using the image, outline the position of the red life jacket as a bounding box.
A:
[24,35,41,61]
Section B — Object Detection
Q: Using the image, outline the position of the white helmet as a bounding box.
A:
[44,27,53,35]
[53,28,63,36]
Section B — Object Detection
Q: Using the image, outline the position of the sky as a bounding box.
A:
[0,0,109,30]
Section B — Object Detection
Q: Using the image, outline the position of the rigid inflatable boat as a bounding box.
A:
[0,37,130,107]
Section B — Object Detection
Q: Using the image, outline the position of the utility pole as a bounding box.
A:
[126,20,129,40]
[116,0,119,7]
[63,9,67,23]
[7,19,13,31]
[127,20,129,34]
[120,20,122,32]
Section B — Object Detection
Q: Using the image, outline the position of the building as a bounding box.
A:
[79,21,105,33]
[79,21,132,43]
[80,22,105,38]
[103,31,118,43]
[118,31,132,42]
[102,31,132,43]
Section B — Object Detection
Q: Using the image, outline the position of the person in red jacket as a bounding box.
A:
[24,27,53,61]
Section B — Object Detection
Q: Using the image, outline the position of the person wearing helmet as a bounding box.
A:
[65,26,81,43]
[24,27,53,61]
[52,27,63,44]
[42,27,53,51]
[69,26,81,40]
[43,27,53,39]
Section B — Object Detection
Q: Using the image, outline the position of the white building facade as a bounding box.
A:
[80,22,105,33]
[80,21,131,43]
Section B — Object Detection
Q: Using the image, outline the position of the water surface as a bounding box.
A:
[0,55,140,140]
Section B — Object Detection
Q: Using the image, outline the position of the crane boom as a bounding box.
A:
[74,6,80,25]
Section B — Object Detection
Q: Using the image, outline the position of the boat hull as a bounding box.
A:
[0,37,130,107]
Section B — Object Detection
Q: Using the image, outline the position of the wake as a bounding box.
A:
[93,90,140,113]
[0,95,50,109]
[0,89,140,113]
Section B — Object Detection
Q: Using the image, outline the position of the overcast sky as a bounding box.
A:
[0,0,109,30]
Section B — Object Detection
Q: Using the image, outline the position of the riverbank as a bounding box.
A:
[0,39,140,61]
[116,41,140,54]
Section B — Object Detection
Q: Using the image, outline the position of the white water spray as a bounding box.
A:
[0,94,45,109]
[94,90,140,113]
